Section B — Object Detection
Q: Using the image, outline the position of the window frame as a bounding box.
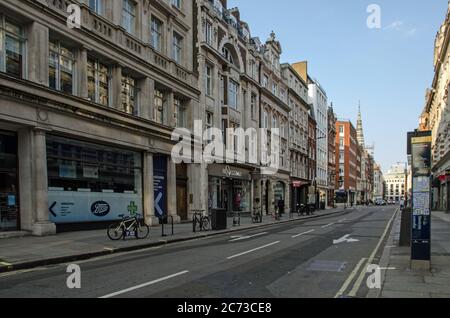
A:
[0,15,25,78]
[49,40,75,94]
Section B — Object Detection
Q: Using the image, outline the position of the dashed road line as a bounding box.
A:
[229,232,268,242]
[292,229,315,238]
[227,241,280,260]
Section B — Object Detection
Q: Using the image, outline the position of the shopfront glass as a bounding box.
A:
[46,135,143,223]
[0,132,18,231]
[208,177,251,212]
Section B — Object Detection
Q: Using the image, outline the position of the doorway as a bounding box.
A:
[0,131,19,231]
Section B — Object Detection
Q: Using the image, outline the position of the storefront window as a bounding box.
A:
[0,132,18,231]
[208,176,250,212]
[232,180,250,212]
[46,135,143,224]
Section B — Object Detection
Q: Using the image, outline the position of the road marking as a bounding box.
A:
[333,234,359,245]
[347,208,399,297]
[0,262,12,267]
[227,241,280,260]
[338,218,347,223]
[321,223,335,229]
[292,229,315,238]
[334,258,367,298]
[229,232,268,242]
[103,247,115,252]
[99,270,189,298]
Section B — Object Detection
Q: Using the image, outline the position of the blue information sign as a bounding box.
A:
[154,156,167,219]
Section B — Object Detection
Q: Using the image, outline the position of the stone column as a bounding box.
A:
[166,91,175,127]
[143,151,158,226]
[139,77,154,121]
[111,64,123,111]
[27,22,49,86]
[77,47,89,99]
[167,158,181,223]
[112,0,124,26]
[32,128,56,236]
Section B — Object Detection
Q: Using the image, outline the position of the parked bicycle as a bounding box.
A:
[107,213,150,240]
[252,208,263,223]
[192,210,210,232]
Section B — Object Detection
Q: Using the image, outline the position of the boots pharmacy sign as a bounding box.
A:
[408,131,432,265]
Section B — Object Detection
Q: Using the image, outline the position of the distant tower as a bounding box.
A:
[357,102,366,147]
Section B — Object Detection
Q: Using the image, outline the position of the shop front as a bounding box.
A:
[208,165,253,214]
[46,135,144,229]
[0,131,19,231]
[291,180,309,213]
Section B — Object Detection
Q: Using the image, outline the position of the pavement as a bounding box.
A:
[0,207,349,273]
[0,206,397,298]
[374,210,450,298]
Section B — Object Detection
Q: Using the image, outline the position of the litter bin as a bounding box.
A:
[211,208,227,230]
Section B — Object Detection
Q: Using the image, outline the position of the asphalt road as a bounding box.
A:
[0,206,397,298]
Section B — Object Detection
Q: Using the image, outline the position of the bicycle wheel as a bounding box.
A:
[201,217,210,231]
[107,223,124,241]
[136,222,150,239]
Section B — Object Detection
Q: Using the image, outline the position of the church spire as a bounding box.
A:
[357,101,366,147]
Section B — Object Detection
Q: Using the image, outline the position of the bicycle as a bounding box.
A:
[192,210,210,232]
[107,213,150,240]
[252,208,262,223]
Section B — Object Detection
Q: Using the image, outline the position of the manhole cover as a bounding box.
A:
[307,260,347,272]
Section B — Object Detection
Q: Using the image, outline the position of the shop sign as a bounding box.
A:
[154,156,167,219]
[292,181,302,188]
[223,165,243,178]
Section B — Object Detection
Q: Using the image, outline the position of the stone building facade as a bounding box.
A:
[420,3,450,212]
[0,0,200,233]
[327,105,336,207]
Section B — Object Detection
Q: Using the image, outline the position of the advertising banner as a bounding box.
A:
[49,191,142,223]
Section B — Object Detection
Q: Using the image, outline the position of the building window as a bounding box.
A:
[205,21,213,45]
[205,64,213,96]
[49,41,74,94]
[250,93,256,120]
[88,0,103,15]
[154,89,164,124]
[172,32,183,64]
[87,58,109,106]
[206,112,213,140]
[174,97,186,128]
[121,74,138,115]
[122,0,136,35]
[263,110,269,129]
[150,17,163,52]
[228,80,239,109]
[171,0,182,10]
[0,17,24,78]
[262,74,268,88]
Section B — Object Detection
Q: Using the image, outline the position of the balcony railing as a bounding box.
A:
[40,0,195,86]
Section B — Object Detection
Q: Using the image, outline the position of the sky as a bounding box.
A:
[228,0,448,173]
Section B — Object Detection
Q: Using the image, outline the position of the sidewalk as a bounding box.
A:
[376,211,450,298]
[0,208,349,273]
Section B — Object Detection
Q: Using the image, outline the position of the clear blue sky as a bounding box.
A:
[229,0,448,173]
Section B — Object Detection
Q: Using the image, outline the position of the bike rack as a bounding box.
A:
[161,215,174,237]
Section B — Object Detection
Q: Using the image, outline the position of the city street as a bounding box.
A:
[0,206,396,298]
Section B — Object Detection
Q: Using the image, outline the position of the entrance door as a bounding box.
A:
[176,184,188,221]
[0,132,19,231]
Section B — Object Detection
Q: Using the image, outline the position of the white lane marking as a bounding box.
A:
[229,232,268,242]
[347,208,399,297]
[333,234,359,245]
[335,258,367,298]
[292,229,315,238]
[338,218,347,223]
[321,223,335,229]
[99,270,189,298]
[227,241,280,260]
